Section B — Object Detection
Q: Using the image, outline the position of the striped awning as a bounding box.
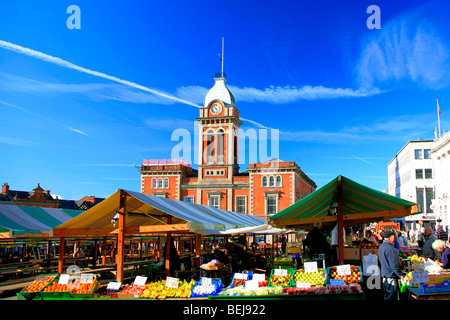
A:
[0,204,84,238]
[53,189,266,237]
[270,175,418,230]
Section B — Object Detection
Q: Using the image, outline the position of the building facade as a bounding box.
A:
[387,140,436,225]
[139,73,316,218]
[431,130,450,230]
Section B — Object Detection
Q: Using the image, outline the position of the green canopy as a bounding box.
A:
[270,175,418,231]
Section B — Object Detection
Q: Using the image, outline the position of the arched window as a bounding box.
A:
[262,176,268,187]
[158,178,163,189]
[269,176,275,187]
[164,178,169,189]
[217,129,224,164]
[205,129,215,164]
[152,178,157,189]
[276,176,282,187]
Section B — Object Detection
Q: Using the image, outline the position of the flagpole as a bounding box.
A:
[437,99,441,138]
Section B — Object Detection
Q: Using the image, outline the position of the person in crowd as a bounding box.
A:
[422,227,438,260]
[435,223,448,241]
[330,223,346,265]
[280,235,287,255]
[365,230,378,243]
[432,240,450,269]
[417,227,426,248]
[378,230,404,300]
[397,231,409,248]
[306,224,331,266]
[409,228,416,244]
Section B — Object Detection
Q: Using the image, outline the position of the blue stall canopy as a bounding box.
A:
[0,204,84,238]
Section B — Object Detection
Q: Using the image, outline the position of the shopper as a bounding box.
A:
[365,230,378,243]
[306,224,331,266]
[435,223,448,241]
[280,235,287,255]
[330,223,345,265]
[417,227,426,248]
[422,227,437,260]
[432,240,450,269]
[409,228,416,244]
[378,230,404,300]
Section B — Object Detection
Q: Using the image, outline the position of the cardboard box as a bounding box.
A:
[343,247,360,260]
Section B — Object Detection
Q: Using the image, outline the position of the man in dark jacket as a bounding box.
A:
[378,230,404,300]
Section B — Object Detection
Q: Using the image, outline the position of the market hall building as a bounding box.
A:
[139,72,316,218]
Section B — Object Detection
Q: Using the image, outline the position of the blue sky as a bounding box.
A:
[0,0,449,200]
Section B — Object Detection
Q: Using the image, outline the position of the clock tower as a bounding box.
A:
[197,72,242,181]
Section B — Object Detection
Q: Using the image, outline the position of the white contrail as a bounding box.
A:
[0,39,201,108]
[0,99,89,137]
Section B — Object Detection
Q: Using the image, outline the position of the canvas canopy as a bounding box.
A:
[270,175,418,230]
[198,224,288,235]
[53,189,266,237]
[0,204,83,238]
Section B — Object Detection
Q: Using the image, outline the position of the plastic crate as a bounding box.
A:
[420,281,450,293]
[269,268,294,287]
[290,268,328,287]
[191,278,223,298]
[327,266,363,284]
[19,274,58,300]
[230,271,253,288]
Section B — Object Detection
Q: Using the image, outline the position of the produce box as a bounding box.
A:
[230,271,253,288]
[70,278,100,299]
[19,274,57,300]
[327,265,362,284]
[269,268,293,287]
[191,278,223,298]
[291,268,328,287]
[117,284,146,299]
[40,277,74,299]
[420,281,450,294]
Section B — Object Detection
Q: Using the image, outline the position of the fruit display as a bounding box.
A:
[43,281,73,292]
[140,279,195,299]
[409,254,427,264]
[292,268,327,286]
[191,279,223,298]
[329,266,361,284]
[230,272,253,287]
[360,242,380,249]
[274,257,294,266]
[218,285,284,297]
[118,284,146,297]
[24,275,56,292]
[269,269,293,286]
[72,280,99,294]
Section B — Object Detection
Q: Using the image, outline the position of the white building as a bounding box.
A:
[387,139,436,227]
[431,130,450,230]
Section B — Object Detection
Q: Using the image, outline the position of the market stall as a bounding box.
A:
[52,189,266,282]
[270,175,418,264]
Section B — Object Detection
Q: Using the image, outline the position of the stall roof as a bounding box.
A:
[0,204,84,238]
[53,189,266,237]
[270,175,418,230]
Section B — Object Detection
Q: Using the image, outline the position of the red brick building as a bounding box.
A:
[139,73,316,218]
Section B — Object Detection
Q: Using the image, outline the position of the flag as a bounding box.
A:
[437,99,441,138]
[437,99,441,115]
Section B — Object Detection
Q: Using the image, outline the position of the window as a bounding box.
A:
[266,195,278,216]
[152,178,157,188]
[184,196,194,203]
[425,169,433,179]
[276,176,282,187]
[416,188,424,213]
[424,149,432,159]
[164,178,169,189]
[157,178,163,189]
[262,176,268,187]
[206,129,215,164]
[426,188,434,213]
[217,129,224,164]
[414,149,423,159]
[415,169,423,179]
[236,196,246,214]
[269,176,275,187]
[209,196,220,209]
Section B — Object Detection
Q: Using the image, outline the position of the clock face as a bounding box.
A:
[211,103,222,115]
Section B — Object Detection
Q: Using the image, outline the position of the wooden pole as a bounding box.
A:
[58,238,66,274]
[116,190,127,283]
[102,236,107,267]
[337,176,344,265]
[47,240,53,267]
[165,215,173,276]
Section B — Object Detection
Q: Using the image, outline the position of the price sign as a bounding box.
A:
[304,261,318,273]
[201,277,212,285]
[80,273,94,284]
[234,273,249,280]
[411,263,424,271]
[252,273,266,282]
[337,264,351,276]
[165,276,180,288]
[411,271,429,284]
[133,276,147,286]
[296,282,311,288]
[274,269,288,277]
[107,282,122,290]
[58,274,70,285]
[330,279,345,286]
[245,280,259,290]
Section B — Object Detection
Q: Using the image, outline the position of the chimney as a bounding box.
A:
[2,183,9,195]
